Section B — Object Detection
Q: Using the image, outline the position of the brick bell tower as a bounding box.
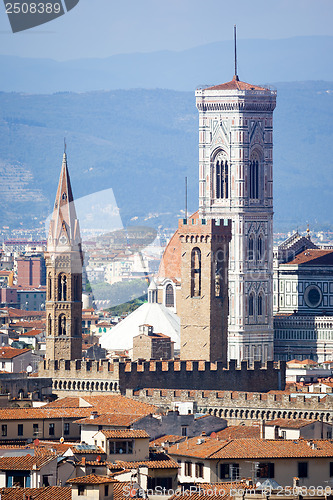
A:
[179,216,231,363]
[45,152,83,362]
[195,67,276,364]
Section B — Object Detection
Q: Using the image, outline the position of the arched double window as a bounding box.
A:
[58,274,67,301]
[248,235,255,261]
[249,293,254,317]
[214,153,229,199]
[257,234,264,261]
[58,314,67,336]
[165,284,174,307]
[249,152,261,199]
[258,293,263,316]
[191,248,201,297]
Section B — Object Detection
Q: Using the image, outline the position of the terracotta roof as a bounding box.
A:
[205,76,269,92]
[0,346,31,359]
[266,419,319,429]
[100,429,150,439]
[108,452,179,470]
[214,426,260,439]
[70,445,105,455]
[45,395,156,416]
[169,437,333,460]
[18,329,42,337]
[169,482,253,500]
[74,413,144,426]
[113,481,132,500]
[283,249,333,266]
[0,486,71,500]
[150,435,183,446]
[7,308,45,319]
[68,473,117,485]
[0,407,92,421]
[10,321,45,329]
[0,452,56,471]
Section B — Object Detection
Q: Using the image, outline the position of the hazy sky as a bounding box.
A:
[0,0,332,60]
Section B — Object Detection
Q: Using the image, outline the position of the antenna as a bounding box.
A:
[64,137,67,154]
[185,176,188,220]
[234,25,239,81]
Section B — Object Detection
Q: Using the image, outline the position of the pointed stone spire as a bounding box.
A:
[47,152,82,254]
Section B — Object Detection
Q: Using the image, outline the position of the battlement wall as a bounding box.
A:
[119,359,285,392]
[38,359,285,394]
[126,388,333,423]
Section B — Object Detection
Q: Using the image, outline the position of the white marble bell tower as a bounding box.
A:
[195,72,276,363]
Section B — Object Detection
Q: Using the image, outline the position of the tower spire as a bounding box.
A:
[47,150,81,253]
[234,24,239,81]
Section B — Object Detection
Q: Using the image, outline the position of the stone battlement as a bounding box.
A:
[39,359,285,395]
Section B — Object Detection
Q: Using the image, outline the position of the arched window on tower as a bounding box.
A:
[214,248,224,298]
[48,273,52,301]
[214,153,229,199]
[249,152,260,199]
[249,293,254,317]
[48,314,52,336]
[58,274,67,301]
[191,248,201,297]
[248,235,255,261]
[165,284,174,307]
[58,314,67,336]
[258,293,263,317]
[257,234,264,261]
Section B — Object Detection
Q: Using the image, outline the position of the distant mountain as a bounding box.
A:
[0,81,332,232]
[0,36,333,93]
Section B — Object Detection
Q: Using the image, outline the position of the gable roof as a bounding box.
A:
[0,486,71,500]
[68,473,117,485]
[266,419,319,429]
[99,429,150,439]
[45,395,156,416]
[0,452,56,471]
[169,437,333,460]
[0,347,31,359]
[74,413,144,427]
[283,249,333,266]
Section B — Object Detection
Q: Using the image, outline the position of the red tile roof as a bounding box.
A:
[45,395,156,416]
[0,486,71,500]
[150,435,183,446]
[74,413,144,427]
[266,419,319,429]
[169,437,333,460]
[100,429,150,439]
[68,474,117,485]
[0,407,93,421]
[169,482,253,500]
[18,329,42,337]
[205,76,269,92]
[283,249,333,266]
[0,452,56,471]
[0,346,31,359]
[214,426,260,439]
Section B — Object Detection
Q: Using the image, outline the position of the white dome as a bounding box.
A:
[100,302,180,351]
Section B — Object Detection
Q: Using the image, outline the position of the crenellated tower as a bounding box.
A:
[196,75,276,363]
[45,152,83,362]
